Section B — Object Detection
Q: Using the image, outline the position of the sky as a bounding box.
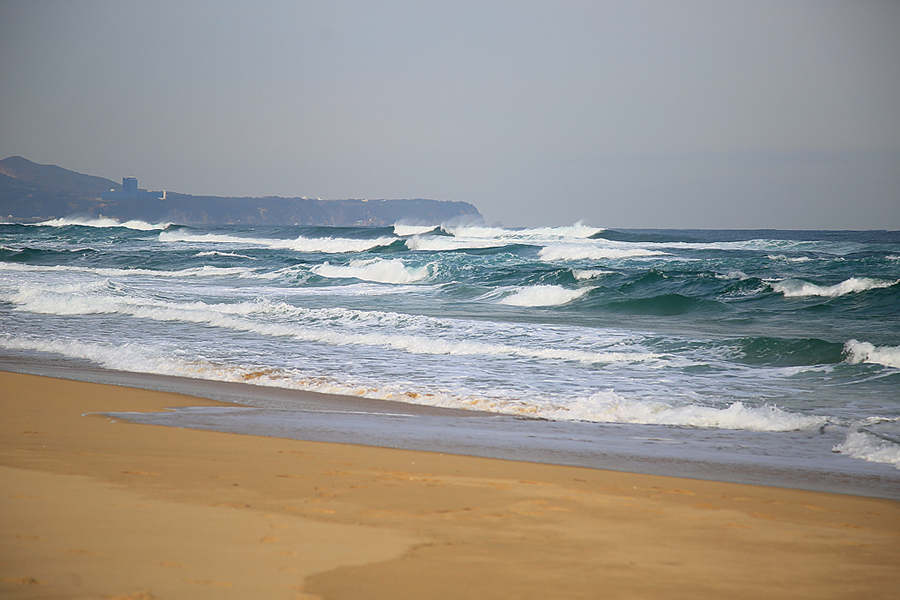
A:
[1,1,898,229]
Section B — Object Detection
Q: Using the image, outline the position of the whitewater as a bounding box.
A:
[1,219,898,495]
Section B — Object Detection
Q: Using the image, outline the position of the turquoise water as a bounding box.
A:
[1,218,898,479]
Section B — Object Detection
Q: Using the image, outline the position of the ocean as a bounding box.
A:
[2,218,899,497]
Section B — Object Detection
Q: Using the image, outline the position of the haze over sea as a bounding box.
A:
[1,218,898,497]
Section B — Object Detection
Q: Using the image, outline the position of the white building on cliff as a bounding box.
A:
[102,177,165,200]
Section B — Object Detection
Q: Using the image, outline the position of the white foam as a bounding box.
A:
[393,223,438,236]
[843,340,900,369]
[5,280,119,315]
[444,221,604,240]
[195,250,256,260]
[500,285,591,307]
[0,335,197,376]
[573,269,614,280]
[773,277,898,298]
[405,235,505,251]
[3,285,660,366]
[717,270,750,280]
[550,391,826,431]
[0,324,806,432]
[402,221,609,252]
[36,217,170,230]
[767,254,812,262]
[650,239,853,255]
[0,334,593,418]
[280,281,424,297]
[833,419,900,470]
[0,328,828,434]
[538,243,667,261]
[0,261,276,280]
[159,231,397,253]
[0,324,825,433]
[312,259,430,284]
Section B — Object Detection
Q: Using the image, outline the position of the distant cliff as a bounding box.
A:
[0,157,482,226]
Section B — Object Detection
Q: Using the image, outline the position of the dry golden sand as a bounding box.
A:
[1,371,898,599]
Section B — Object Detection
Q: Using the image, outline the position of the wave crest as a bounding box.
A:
[549,391,825,431]
[393,223,439,236]
[833,419,900,470]
[444,221,604,240]
[195,250,256,259]
[538,243,667,261]
[312,259,430,284]
[573,269,614,280]
[844,340,900,369]
[0,295,658,366]
[159,231,396,253]
[36,217,170,230]
[499,285,591,307]
[773,277,898,298]
[405,235,505,251]
[0,261,275,280]
[1,334,815,432]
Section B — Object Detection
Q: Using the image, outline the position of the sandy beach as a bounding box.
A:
[1,370,898,599]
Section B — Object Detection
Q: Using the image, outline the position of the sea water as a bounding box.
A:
[1,219,898,493]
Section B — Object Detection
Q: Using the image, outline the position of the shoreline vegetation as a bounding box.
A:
[2,370,898,599]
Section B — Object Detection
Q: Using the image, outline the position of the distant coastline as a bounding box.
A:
[0,156,482,226]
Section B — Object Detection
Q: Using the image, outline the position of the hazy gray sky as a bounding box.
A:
[2,1,898,228]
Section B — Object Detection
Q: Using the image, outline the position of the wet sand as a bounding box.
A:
[2,370,898,599]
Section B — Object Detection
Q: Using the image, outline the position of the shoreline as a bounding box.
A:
[2,370,900,598]
[2,359,899,500]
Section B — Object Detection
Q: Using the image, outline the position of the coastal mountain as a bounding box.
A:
[0,157,482,226]
[0,155,121,193]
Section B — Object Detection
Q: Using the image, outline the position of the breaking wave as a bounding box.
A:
[159,231,396,253]
[404,235,506,252]
[499,285,591,307]
[35,217,170,230]
[844,340,900,369]
[551,391,825,431]
[0,333,822,432]
[443,221,604,240]
[0,261,277,280]
[767,254,812,262]
[195,250,256,259]
[538,243,667,261]
[393,223,439,237]
[772,277,898,298]
[833,419,900,470]
[573,269,615,280]
[312,259,430,284]
[1,291,659,366]
[0,333,820,432]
